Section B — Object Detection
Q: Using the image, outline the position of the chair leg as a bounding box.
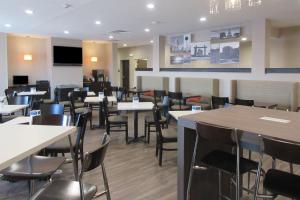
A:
[186,135,199,200]
[247,150,252,192]
[147,125,151,144]
[218,170,222,200]
[144,121,147,143]
[101,164,111,200]
[106,124,110,135]
[28,180,35,197]
[125,123,128,144]
[253,156,262,200]
[155,136,159,157]
[159,143,163,166]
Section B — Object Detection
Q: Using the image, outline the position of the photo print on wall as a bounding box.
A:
[170,34,191,64]
[190,41,211,60]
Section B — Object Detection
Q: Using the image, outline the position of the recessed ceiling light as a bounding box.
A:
[109,35,114,39]
[241,37,248,41]
[64,30,69,34]
[25,9,34,15]
[4,24,11,28]
[144,28,150,32]
[147,3,155,9]
[199,17,207,22]
[95,20,101,25]
[150,40,154,43]
[123,44,128,47]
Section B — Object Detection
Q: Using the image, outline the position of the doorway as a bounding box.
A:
[121,60,130,90]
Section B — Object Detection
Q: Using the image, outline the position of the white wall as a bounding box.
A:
[118,45,153,88]
[0,33,8,96]
[48,38,83,96]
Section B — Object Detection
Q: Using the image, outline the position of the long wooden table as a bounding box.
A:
[177,105,300,200]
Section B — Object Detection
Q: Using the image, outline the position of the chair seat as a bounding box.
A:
[59,101,71,106]
[264,169,300,199]
[74,102,85,108]
[108,115,128,124]
[108,106,119,115]
[161,129,177,141]
[201,150,258,174]
[75,107,89,114]
[30,180,97,200]
[46,135,77,152]
[43,99,54,104]
[171,104,191,111]
[145,115,167,124]
[1,156,65,180]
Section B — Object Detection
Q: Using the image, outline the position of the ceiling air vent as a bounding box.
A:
[109,30,129,34]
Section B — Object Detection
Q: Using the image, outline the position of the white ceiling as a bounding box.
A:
[0,0,300,45]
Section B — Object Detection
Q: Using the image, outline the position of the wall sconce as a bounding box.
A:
[91,56,98,62]
[24,54,33,61]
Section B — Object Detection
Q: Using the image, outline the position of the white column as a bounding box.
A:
[152,35,166,72]
[108,43,119,86]
[0,33,8,96]
[251,19,271,77]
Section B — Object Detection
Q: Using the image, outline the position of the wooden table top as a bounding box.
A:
[178,105,300,143]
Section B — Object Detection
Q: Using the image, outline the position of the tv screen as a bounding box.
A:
[53,46,82,66]
[13,76,28,85]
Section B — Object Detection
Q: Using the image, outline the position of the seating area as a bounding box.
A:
[1,1,300,200]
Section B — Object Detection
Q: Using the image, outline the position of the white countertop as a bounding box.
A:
[169,110,203,121]
[0,105,28,114]
[0,96,6,101]
[84,96,117,103]
[0,124,76,171]
[18,91,47,96]
[3,116,31,125]
[118,102,154,111]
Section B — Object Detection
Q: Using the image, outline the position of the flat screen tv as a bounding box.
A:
[13,76,28,85]
[53,46,82,66]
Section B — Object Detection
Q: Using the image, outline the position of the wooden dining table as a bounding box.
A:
[177,105,300,200]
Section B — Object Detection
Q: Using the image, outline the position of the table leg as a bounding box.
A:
[128,110,145,144]
[0,114,2,123]
[68,135,78,181]
[92,102,105,129]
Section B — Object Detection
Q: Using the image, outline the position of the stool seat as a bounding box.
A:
[201,150,258,174]
[264,169,300,199]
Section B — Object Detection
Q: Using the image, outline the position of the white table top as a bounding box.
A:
[118,102,154,111]
[87,92,96,96]
[84,96,117,103]
[18,91,47,96]
[0,96,6,101]
[169,110,203,121]
[3,116,31,125]
[0,124,76,171]
[0,105,28,114]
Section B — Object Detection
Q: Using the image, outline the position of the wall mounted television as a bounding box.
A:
[53,46,83,66]
[13,75,29,85]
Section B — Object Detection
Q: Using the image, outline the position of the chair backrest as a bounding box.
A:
[235,98,254,107]
[74,111,90,162]
[82,134,110,173]
[211,96,229,109]
[36,80,50,99]
[70,91,87,103]
[54,87,74,102]
[32,114,71,126]
[5,88,18,100]
[90,82,103,94]
[7,96,30,105]
[102,97,109,122]
[154,90,166,104]
[168,91,183,100]
[263,137,300,165]
[195,122,238,146]
[40,104,64,115]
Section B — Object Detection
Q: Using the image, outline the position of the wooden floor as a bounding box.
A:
[0,110,294,200]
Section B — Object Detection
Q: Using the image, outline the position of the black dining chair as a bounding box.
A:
[0,115,69,197]
[211,96,230,109]
[154,90,166,107]
[168,91,191,111]
[45,111,89,166]
[186,122,261,200]
[40,103,64,115]
[153,106,177,166]
[258,137,300,199]
[30,134,111,200]
[103,97,129,143]
[235,98,254,107]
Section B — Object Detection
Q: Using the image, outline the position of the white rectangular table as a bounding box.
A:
[0,104,28,123]
[0,125,76,171]
[169,110,203,121]
[87,91,96,96]
[3,116,31,125]
[118,102,154,143]
[18,91,47,96]
[84,96,117,128]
